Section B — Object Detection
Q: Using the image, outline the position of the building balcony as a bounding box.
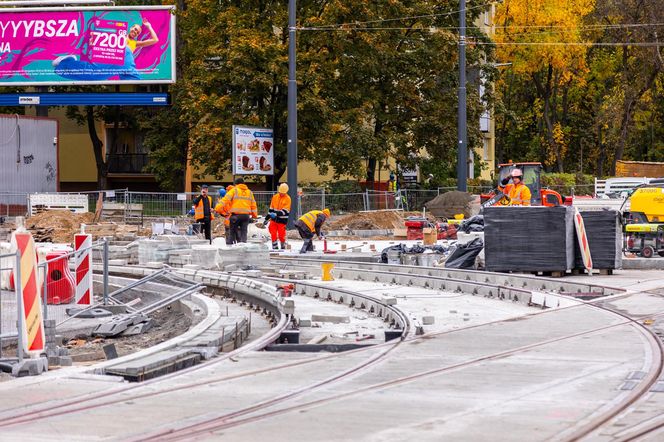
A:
[107,153,151,174]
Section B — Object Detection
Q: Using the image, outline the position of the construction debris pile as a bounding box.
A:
[327,211,406,231]
[425,191,475,219]
[26,210,95,243]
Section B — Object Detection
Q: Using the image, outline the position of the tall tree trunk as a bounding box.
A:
[86,106,107,190]
[613,45,661,174]
[495,71,515,167]
[533,65,557,171]
[366,157,377,189]
[613,70,659,174]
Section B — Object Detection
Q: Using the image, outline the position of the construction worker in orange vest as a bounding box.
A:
[192,184,214,243]
[294,208,331,254]
[267,183,292,250]
[214,186,234,245]
[220,177,258,243]
[498,168,532,206]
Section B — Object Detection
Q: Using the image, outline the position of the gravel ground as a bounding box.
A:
[64,307,192,361]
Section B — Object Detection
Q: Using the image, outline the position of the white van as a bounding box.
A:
[595,177,652,199]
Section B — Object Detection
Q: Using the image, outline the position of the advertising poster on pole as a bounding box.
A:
[0,6,175,86]
[232,125,274,176]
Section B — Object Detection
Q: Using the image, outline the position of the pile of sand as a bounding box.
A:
[27,210,96,243]
[424,191,474,219]
[327,211,406,231]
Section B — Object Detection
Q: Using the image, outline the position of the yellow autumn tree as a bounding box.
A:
[494,0,595,172]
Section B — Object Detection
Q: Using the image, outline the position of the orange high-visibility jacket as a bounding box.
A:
[221,184,258,217]
[499,182,532,206]
[193,195,215,220]
[268,193,292,224]
[214,201,230,227]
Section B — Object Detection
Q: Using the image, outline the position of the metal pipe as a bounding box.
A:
[138,284,204,315]
[103,238,109,306]
[457,0,468,192]
[286,0,298,229]
[40,262,48,321]
[15,250,23,363]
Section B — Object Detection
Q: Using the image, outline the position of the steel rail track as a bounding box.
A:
[0,268,291,426]
[0,262,558,429]
[270,256,625,297]
[0,263,657,442]
[144,305,664,441]
[0,266,411,428]
[133,280,414,441]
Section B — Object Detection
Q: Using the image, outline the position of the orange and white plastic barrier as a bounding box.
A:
[573,207,593,272]
[74,233,93,305]
[11,230,46,356]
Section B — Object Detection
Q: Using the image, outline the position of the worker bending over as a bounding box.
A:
[220,178,258,243]
[295,209,331,254]
[499,169,532,206]
[192,184,214,243]
[268,183,292,250]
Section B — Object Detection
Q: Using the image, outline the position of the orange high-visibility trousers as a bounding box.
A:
[269,221,286,243]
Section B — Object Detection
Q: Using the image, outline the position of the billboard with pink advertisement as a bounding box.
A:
[0,6,175,86]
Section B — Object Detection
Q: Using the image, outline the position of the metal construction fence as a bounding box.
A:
[0,239,110,339]
[0,183,599,224]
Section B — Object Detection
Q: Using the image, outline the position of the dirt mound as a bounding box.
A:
[424,191,474,219]
[327,211,405,231]
[27,210,96,243]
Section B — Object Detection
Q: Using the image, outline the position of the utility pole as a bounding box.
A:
[457,0,468,192]
[287,0,298,226]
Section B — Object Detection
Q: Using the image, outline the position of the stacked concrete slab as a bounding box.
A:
[217,243,270,270]
[137,236,208,265]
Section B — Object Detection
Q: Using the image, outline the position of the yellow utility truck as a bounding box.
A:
[623,182,664,257]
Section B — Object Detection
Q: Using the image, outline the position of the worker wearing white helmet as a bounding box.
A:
[498,168,532,206]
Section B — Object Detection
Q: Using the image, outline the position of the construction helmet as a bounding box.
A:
[278,183,289,194]
[511,169,523,179]
[322,208,331,218]
[218,188,227,198]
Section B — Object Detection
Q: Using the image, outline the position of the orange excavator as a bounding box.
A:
[480,162,573,207]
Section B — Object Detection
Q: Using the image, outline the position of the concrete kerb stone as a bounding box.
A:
[272,257,624,297]
[94,265,286,371]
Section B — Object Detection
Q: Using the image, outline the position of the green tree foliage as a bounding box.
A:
[173,0,493,188]
[495,0,664,177]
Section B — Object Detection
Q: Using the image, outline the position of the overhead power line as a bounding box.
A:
[476,41,664,47]
[299,22,664,32]
[302,2,493,29]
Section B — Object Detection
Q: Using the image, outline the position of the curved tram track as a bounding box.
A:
[0,261,661,441]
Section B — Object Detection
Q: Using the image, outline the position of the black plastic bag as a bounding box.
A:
[459,215,484,233]
[445,238,484,269]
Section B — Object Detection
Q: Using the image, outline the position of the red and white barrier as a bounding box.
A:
[573,207,593,272]
[74,233,93,305]
[11,230,46,356]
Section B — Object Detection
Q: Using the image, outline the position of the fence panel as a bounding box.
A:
[253,191,277,217]
[402,189,440,212]
[0,193,29,218]
[366,191,398,211]
[0,252,16,356]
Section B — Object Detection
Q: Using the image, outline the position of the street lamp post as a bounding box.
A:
[287,0,298,225]
[457,0,468,192]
